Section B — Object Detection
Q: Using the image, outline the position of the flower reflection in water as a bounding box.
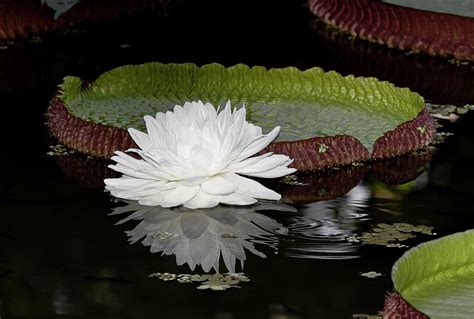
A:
[110,201,294,273]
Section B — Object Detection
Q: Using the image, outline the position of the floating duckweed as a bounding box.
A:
[226,273,250,282]
[317,188,327,196]
[346,235,360,243]
[177,274,193,283]
[148,272,176,281]
[196,273,240,291]
[280,175,309,186]
[190,274,207,282]
[148,272,250,291]
[348,223,434,248]
[386,243,408,248]
[149,231,180,240]
[351,162,364,167]
[46,144,76,156]
[416,125,427,134]
[432,132,454,145]
[360,271,382,279]
[220,233,238,239]
[30,36,42,43]
[318,143,329,153]
[426,102,471,124]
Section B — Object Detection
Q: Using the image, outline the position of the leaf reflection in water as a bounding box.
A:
[110,201,295,273]
[284,183,371,260]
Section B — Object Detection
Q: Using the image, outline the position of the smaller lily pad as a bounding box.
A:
[392,229,474,318]
[349,223,435,247]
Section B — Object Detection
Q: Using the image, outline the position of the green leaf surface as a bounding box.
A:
[392,230,474,318]
[59,63,424,152]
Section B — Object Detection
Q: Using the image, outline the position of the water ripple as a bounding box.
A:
[283,183,371,260]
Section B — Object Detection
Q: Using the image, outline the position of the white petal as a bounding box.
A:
[235,126,280,161]
[246,166,297,178]
[220,193,258,206]
[160,185,200,208]
[183,191,221,209]
[217,100,232,128]
[246,123,263,139]
[188,145,215,175]
[104,177,155,189]
[201,175,238,195]
[225,152,273,172]
[128,128,153,151]
[111,151,152,170]
[234,154,294,176]
[222,173,281,200]
[144,115,167,148]
[138,167,177,181]
[106,185,175,200]
[108,164,154,180]
[199,246,220,273]
[138,190,171,206]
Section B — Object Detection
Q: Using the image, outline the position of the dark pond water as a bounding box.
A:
[1,1,474,318]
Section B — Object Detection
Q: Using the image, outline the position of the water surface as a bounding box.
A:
[1,1,473,318]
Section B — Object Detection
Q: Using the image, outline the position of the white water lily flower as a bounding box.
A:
[104,101,296,209]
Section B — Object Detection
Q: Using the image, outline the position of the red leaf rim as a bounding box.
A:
[308,0,474,61]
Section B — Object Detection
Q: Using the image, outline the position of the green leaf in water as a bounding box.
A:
[392,229,474,318]
[59,62,424,152]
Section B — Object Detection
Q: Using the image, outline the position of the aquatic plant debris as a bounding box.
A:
[148,272,250,291]
[46,144,75,156]
[426,103,472,124]
[347,223,435,247]
[360,271,382,279]
[280,175,309,186]
[47,62,435,171]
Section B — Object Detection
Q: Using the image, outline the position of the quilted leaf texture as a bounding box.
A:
[309,0,474,61]
[47,63,435,171]
[383,292,428,319]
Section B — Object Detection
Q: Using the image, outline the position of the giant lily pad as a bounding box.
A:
[0,0,168,41]
[47,62,434,171]
[392,230,474,318]
[309,0,474,61]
